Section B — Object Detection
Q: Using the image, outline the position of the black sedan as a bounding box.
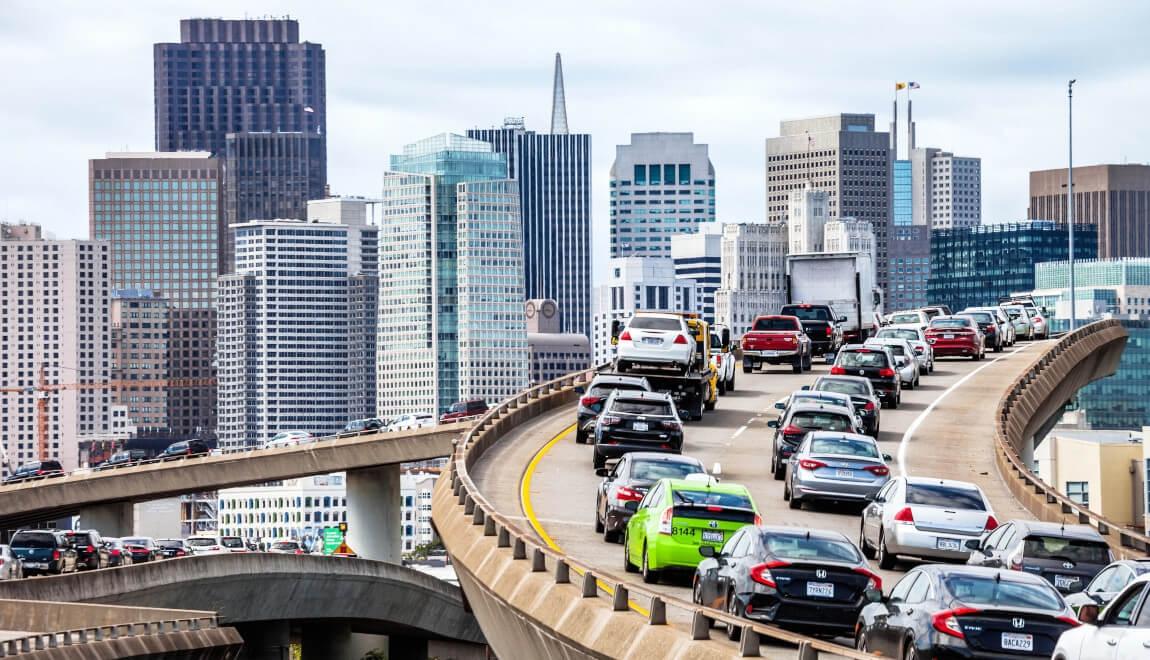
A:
[856,565,1079,658]
[808,375,882,438]
[591,391,683,470]
[693,525,881,639]
[155,538,192,559]
[594,452,706,543]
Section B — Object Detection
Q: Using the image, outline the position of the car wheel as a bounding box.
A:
[594,500,605,534]
[878,529,897,570]
[718,379,727,395]
[902,638,918,660]
[792,358,802,374]
[788,488,801,510]
[906,377,914,390]
[887,395,899,410]
[802,352,812,371]
[727,374,735,392]
[592,452,605,470]
[575,429,585,445]
[772,452,785,481]
[742,360,753,374]
[782,479,791,500]
[692,576,702,605]
[624,533,638,573]
[726,590,742,641]
[604,525,620,544]
[859,520,876,559]
[856,629,870,652]
[641,543,659,584]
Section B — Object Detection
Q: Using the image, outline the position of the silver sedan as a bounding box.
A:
[864,338,919,389]
[783,431,892,510]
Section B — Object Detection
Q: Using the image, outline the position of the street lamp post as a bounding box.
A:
[1068,79,1077,332]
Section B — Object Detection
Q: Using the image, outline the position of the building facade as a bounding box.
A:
[1029,164,1150,259]
[609,133,716,258]
[110,290,170,434]
[0,224,111,473]
[671,230,722,323]
[1034,431,1144,529]
[714,223,789,337]
[787,185,829,254]
[591,258,698,364]
[526,299,592,383]
[927,221,1098,313]
[217,474,347,547]
[910,147,981,229]
[887,225,932,311]
[824,218,875,257]
[89,152,221,438]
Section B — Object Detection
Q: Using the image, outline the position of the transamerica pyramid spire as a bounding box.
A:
[550,52,569,135]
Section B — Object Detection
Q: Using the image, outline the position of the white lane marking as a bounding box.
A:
[897,343,1034,477]
[732,425,748,439]
[746,417,757,424]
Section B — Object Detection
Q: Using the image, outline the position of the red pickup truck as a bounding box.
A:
[740,315,813,374]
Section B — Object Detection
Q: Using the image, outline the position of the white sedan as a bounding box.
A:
[389,413,436,431]
[614,313,696,374]
[874,325,934,375]
[1054,573,1150,659]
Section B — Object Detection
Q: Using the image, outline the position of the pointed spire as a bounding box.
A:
[550,52,569,135]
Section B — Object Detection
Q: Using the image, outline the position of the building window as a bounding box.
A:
[633,165,646,185]
[1066,481,1089,508]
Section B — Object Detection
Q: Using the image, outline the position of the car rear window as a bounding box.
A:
[752,317,799,331]
[632,460,703,481]
[186,538,217,547]
[672,489,753,509]
[889,313,922,324]
[158,540,184,549]
[870,343,906,356]
[221,537,244,548]
[613,399,672,416]
[11,534,55,549]
[763,535,861,563]
[628,316,682,331]
[878,329,919,341]
[838,350,888,368]
[589,384,646,398]
[272,541,299,550]
[122,538,150,546]
[809,436,879,459]
[966,312,994,323]
[906,484,986,510]
[781,306,831,322]
[790,411,853,432]
[930,318,972,329]
[1005,308,1023,318]
[814,380,869,396]
[1023,536,1111,564]
[944,574,1063,610]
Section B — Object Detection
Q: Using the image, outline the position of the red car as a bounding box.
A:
[440,399,488,422]
[925,315,985,361]
[740,315,813,374]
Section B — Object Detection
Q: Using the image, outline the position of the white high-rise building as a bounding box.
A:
[0,223,111,473]
[671,230,722,323]
[787,184,829,254]
[715,223,789,337]
[910,147,982,229]
[824,218,875,258]
[591,258,698,364]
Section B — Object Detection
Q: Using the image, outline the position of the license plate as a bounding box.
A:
[24,562,45,568]
[761,350,778,357]
[633,421,648,431]
[1055,575,1079,590]
[806,582,834,598]
[1000,633,1033,652]
[835,469,854,478]
[701,530,724,543]
[944,334,955,339]
[642,337,663,345]
[936,537,962,552]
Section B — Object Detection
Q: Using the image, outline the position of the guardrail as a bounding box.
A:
[0,615,220,657]
[445,366,876,658]
[994,319,1149,556]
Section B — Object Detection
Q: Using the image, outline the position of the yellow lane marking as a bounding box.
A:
[520,422,652,617]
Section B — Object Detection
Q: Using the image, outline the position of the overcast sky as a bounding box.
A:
[3,1,1149,281]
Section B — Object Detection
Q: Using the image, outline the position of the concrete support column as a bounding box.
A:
[77,501,133,537]
[388,635,428,660]
[235,621,291,660]
[346,464,401,562]
[301,622,354,659]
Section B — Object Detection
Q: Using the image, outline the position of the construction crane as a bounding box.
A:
[0,366,216,462]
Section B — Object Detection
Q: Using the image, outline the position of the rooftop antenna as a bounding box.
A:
[550,53,569,134]
[805,131,813,187]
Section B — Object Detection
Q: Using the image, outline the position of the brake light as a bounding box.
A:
[661,420,681,431]
[705,505,723,512]
[600,416,621,426]
[52,550,61,561]
[825,327,832,336]
[658,507,674,535]
[110,549,121,557]
[619,330,631,341]
[893,507,915,524]
[615,485,644,502]
[931,607,979,639]
[985,515,999,531]
[86,545,94,553]
[914,346,924,354]
[878,368,895,378]
[863,400,876,411]
[674,334,689,345]
[750,560,789,588]
[986,325,996,333]
[782,425,804,437]
[753,513,762,526]
[864,465,890,476]
[798,458,826,471]
[1057,615,1081,627]
[579,395,602,407]
[785,336,795,343]
[715,354,722,365]
[176,550,186,557]
[852,567,883,592]
[830,366,846,375]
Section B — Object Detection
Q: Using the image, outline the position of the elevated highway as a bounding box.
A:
[433,320,1132,658]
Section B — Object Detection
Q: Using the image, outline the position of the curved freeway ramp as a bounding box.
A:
[433,321,1129,658]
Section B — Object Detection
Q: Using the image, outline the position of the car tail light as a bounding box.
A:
[785,336,795,343]
[798,458,826,471]
[893,507,915,524]
[658,507,674,535]
[295,549,304,555]
[176,550,186,557]
[985,515,999,531]
[914,346,924,354]
[209,546,220,551]
[749,560,789,588]
[674,334,689,345]
[782,425,804,438]
[863,400,876,411]
[878,368,895,378]
[830,366,846,375]
[619,330,632,341]
[715,354,722,365]
[864,465,890,476]
[660,420,681,431]
[52,550,61,561]
[615,485,644,502]
[1057,615,1081,627]
[86,545,95,553]
[986,325,996,333]
[931,607,979,639]
[825,327,832,336]
[579,395,602,407]
[110,549,121,557]
[853,567,883,592]
[600,416,621,426]
[753,513,762,526]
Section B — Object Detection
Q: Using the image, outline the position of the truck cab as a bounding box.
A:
[778,303,843,358]
[740,314,813,374]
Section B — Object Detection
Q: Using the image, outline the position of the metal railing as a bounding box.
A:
[445,367,876,658]
[0,615,220,657]
[995,319,1150,556]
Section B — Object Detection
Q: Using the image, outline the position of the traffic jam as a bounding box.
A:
[569,301,1140,659]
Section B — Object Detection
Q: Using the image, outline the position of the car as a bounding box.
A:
[784,431,892,510]
[64,530,109,570]
[959,308,1006,352]
[1003,304,1036,340]
[268,539,306,554]
[860,476,999,570]
[158,439,210,460]
[1064,559,1150,614]
[925,315,986,361]
[121,537,159,563]
[185,535,228,555]
[1053,572,1150,659]
[808,375,882,438]
[9,530,77,575]
[830,344,902,408]
[220,536,248,553]
[694,525,881,639]
[886,310,931,330]
[101,538,134,567]
[440,399,489,423]
[966,520,1111,595]
[594,452,707,543]
[774,390,861,427]
[592,390,683,469]
[0,545,23,580]
[613,312,698,374]
[624,476,760,584]
[155,538,192,559]
[920,304,954,318]
[389,413,436,432]
[261,430,313,449]
[768,401,860,480]
[709,325,736,393]
[778,304,844,358]
[96,449,148,470]
[857,565,1079,658]
[864,338,920,389]
[739,314,813,374]
[1024,305,1049,339]
[342,418,385,433]
[3,459,65,484]
[574,374,652,445]
[966,306,1016,346]
[874,325,934,375]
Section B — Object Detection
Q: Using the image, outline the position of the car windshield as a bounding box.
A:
[889,313,922,324]
[752,317,799,331]
[11,534,55,549]
[878,329,919,341]
[870,343,906,356]
[809,436,879,459]
[1023,536,1110,564]
[944,574,1063,610]
[157,540,184,549]
[673,489,753,509]
[930,319,972,329]
[781,306,832,322]
[221,537,244,548]
[613,399,672,416]
[906,483,986,510]
[631,460,703,481]
[123,538,150,546]
[815,380,869,396]
[790,411,853,431]
[186,538,217,547]
[838,350,888,368]
[966,312,994,323]
[763,535,862,563]
[272,541,299,550]
[628,317,681,331]
[1005,309,1023,318]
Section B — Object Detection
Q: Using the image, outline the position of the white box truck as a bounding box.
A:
[785,252,883,343]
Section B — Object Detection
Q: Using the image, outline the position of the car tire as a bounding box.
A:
[624,533,638,573]
[772,453,785,481]
[802,352,812,371]
[788,486,801,510]
[782,479,790,501]
[742,360,753,374]
[704,396,716,412]
[902,639,918,660]
[641,543,659,584]
[887,395,899,410]
[906,377,914,390]
[594,501,605,534]
[692,576,703,605]
[878,529,897,570]
[792,358,802,374]
[859,521,876,559]
[726,591,742,641]
[856,629,871,652]
[575,429,585,445]
[592,452,606,470]
[727,374,735,392]
[604,525,620,544]
[718,378,727,395]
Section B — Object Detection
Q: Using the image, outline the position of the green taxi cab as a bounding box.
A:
[624,475,760,584]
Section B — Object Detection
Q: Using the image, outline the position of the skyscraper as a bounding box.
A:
[1029,164,1150,259]
[910,148,982,229]
[467,55,592,338]
[787,185,830,254]
[610,133,716,258]
[714,223,789,337]
[89,152,220,438]
[671,231,722,323]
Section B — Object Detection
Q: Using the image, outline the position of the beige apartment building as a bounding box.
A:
[1035,430,1144,529]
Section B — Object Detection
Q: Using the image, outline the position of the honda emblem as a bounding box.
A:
[707,520,719,529]
[1012,617,1025,629]
[815,569,827,579]
[1062,561,1075,569]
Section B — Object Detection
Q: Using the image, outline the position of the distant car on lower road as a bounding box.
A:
[3,459,65,485]
[155,538,192,559]
[101,538,134,567]
[440,399,488,423]
[65,529,109,570]
[268,539,305,555]
[96,449,148,470]
[121,537,158,563]
[389,413,436,432]
[9,530,76,575]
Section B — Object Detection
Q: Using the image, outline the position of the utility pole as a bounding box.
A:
[1068,79,1077,332]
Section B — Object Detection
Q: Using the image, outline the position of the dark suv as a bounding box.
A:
[779,303,844,356]
[575,374,652,444]
[830,345,901,409]
[3,460,65,484]
[158,439,210,460]
[9,530,76,575]
[592,391,683,469]
[65,530,109,570]
[966,520,1112,594]
[440,399,489,422]
[97,449,148,470]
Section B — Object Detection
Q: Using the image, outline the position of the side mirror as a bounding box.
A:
[774,401,787,410]
[595,467,612,477]
[711,462,723,479]
[1078,603,1099,625]
[698,545,716,558]
[882,453,893,462]
[767,420,779,429]
[865,587,884,603]
[838,315,848,324]
[964,539,982,552]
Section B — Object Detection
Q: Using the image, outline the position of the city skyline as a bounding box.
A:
[4,2,1150,285]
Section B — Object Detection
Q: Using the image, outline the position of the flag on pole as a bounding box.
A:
[908,82,921,89]
[895,82,907,90]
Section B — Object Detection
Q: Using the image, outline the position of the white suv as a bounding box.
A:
[389,413,436,431]
[709,324,735,393]
[614,313,696,373]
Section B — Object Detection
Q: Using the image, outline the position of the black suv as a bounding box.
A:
[779,303,844,356]
[97,449,148,470]
[966,520,1111,594]
[830,344,901,408]
[575,374,652,444]
[9,530,77,575]
[65,530,109,570]
[158,439,210,460]
[591,391,683,469]
[3,460,65,484]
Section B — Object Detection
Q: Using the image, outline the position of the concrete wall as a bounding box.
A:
[0,599,216,632]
